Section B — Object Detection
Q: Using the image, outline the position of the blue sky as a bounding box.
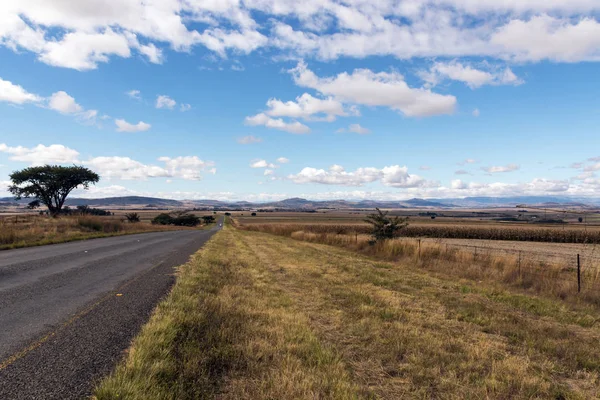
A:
[1,1,599,201]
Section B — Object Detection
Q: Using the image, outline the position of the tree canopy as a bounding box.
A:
[9,165,100,216]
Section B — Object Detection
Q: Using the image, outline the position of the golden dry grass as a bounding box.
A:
[95,222,600,399]
[0,214,195,250]
[239,223,600,305]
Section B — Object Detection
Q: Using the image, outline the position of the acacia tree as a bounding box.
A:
[9,165,100,216]
[365,208,408,242]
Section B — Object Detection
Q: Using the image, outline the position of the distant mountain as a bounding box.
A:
[65,196,184,207]
[2,195,599,210]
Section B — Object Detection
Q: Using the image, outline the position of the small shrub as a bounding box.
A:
[125,212,141,223]
[365,208,408,242]
[251,212,257,216]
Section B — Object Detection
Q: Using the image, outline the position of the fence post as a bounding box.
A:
[577,254,581,293]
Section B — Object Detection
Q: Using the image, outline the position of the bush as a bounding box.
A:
[251,212,257,216]
[152,213,200,227]
[202,215,215,224]
[152,213,174,225]
[174,214,201,227]
[125,212,141,223]
[365,208,408,242]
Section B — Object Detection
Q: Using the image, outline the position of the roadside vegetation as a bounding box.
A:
[95,223,600,399]
[0,214,202,250]
[238,221,600,305]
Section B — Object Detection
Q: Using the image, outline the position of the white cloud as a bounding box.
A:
[472,108,480,117]
[245,113,310,134]
[482,164,520,173]
[277,157,290,164]
[289,61,456,117]
[158,156,215,180]
[264,93,348,121]
[490,15,600,63]
[47,91,82,114]
[458,158,477,165]
[1,2,600,71]
[0,143,79,165]
[288,164,431,188]
[39,28,131,70]
[0,77,42,104]
[156,95,176,109]
[419,166,431,171]
[420,61,523,89]
[238,135,263,144]
[348,124,370,134]
[250,159,276,169]
[455,169,469,175]
[180,103,191,112]
[84,155,214,181]
[126,90,141,100]
[264,169,274,176]
[115,119,151,132]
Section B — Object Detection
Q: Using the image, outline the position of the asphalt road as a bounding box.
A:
[0,219,222,399]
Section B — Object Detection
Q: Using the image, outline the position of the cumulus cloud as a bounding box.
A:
[156,95,176,109]
[420,61,523,89]
[288,164,432,188]
[237,135,263,144]
[482,164,520,173]
[180,103,191,112]
[289,61,456,117]
[1,2,600,71]
[47,91,83,114]
[0,77,42,104]
[115,119,151,132]
[277,157,290,164]
[264,93,349,122]
[0,143,79,165]
[245,113,310,134]
[250,159,276,169]
[84,155,214,181]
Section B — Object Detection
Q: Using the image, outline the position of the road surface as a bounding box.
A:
[0,219,222,399]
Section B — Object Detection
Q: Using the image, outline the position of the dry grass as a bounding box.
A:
[239,223,600,306]
[95,223,600,399]
[0,214,195,250]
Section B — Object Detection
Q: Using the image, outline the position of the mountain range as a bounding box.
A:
[2,196,599,209]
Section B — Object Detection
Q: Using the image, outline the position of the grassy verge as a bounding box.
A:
[95,225,600,399]
[0,215,204,250]
[238,223,600,306]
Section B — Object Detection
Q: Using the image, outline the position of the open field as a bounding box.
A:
[95,223,600,399]
[234,210,600,244]
[0,214,206,250]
